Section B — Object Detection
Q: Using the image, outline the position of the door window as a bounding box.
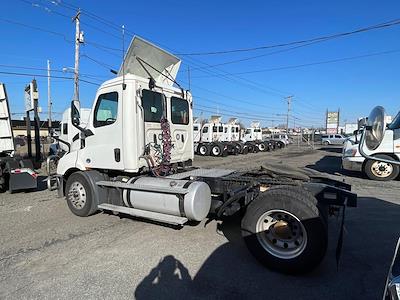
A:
[94,92,118,128]
[142,89,164,123]
[171,97,189,125]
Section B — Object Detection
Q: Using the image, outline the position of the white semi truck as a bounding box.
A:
[193,116,248,156]
[243,122,276,152]
[342,108,400,181]
[0,83,37,192]
[48,36,357,274]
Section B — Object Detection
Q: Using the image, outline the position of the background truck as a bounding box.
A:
[243,122,273,152]
[193,116,248,156]
[0,83,37,192]
[343,107,400,181]
[48,36,357,274]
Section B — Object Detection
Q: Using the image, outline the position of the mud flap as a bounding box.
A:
[336,206,346,269]
[9,169,37,192]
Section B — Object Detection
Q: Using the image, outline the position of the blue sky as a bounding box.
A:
[1,0,400,128]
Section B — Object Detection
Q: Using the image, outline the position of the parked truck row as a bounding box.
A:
[194,118,288,157]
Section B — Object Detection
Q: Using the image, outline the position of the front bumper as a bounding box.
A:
[342,156,364,172]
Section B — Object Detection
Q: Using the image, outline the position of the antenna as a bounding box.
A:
[122,25,126,90]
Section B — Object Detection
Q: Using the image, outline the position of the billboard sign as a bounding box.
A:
[24,83,34,112]
[326,111,339,134]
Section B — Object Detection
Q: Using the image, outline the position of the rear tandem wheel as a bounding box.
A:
[241,186,327,274]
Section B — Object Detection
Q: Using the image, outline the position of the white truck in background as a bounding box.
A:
[47,36,357,275]
[243,122,274,152]
[57,108,91,152]
[0,83,37,192]
[342,109,400,181]
[193,116,251,156]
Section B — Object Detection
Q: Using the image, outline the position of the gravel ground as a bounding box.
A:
[1,145,400,299]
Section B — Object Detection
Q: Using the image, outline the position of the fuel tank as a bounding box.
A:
[122,177,211,221]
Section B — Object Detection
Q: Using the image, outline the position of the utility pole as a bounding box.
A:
[32,79,41,163]
[73,9,83,102]
[285,95,293,134]
[47,59,52,132]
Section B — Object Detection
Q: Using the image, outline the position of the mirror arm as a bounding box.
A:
[358,127,400,165]
[71,122,94,137]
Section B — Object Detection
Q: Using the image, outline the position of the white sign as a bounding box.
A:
[24,83,34,112]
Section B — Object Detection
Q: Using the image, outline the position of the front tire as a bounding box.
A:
[364,154,399,181]
[241,186,327,274]
[65,172,97,217]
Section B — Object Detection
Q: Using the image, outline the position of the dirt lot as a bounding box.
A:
[1,146,400,299]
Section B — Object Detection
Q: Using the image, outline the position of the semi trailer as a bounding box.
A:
[48,36,357,274]
[0,83,37,193]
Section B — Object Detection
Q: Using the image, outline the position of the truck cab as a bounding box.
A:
[57,37,193,177]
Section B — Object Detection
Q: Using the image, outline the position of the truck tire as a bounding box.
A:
[258,142,267,152]
[211,143,223,157]
[197,143,210,156]
[364,154,399,181]
[242,146,249,155]
[65,171,97,217]
[241,186,327,274]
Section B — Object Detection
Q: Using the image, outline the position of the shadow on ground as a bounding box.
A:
[134,197,400,300]
[306,154,365,179]
[318,146,343,153]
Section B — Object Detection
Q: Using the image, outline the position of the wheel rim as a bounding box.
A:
[259,144,266,151]
[199,146,207,155]
[212,146,220,156]
[67,181,87,209]
[256,209,307,259]
[371,161,393,178]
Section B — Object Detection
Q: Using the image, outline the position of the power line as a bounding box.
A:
[81,54,116,72]
[192,48,400,77]
[177,18,400,56]
[0,70,99,85]
[0,63,110,79]
[195,104,287,120]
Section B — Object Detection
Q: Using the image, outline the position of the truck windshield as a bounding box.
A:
[388,112,400,130]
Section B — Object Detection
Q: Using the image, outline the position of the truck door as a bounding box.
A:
[141,89,164,161]
[168,96,191,160]
[82,87,123,170]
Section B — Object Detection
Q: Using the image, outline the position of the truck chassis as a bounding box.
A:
[54,164,356,274]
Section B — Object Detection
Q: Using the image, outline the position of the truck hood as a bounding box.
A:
[118,36,181,86]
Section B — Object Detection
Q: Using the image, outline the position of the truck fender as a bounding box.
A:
[78,170,108,206]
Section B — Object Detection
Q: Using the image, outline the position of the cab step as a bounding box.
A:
[97,203,188,226]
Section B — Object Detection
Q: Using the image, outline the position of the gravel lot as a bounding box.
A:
[1,145,400,299]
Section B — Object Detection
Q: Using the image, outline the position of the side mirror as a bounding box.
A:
[71,100,80,126]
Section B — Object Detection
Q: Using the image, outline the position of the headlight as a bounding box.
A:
[344,148,357,157]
